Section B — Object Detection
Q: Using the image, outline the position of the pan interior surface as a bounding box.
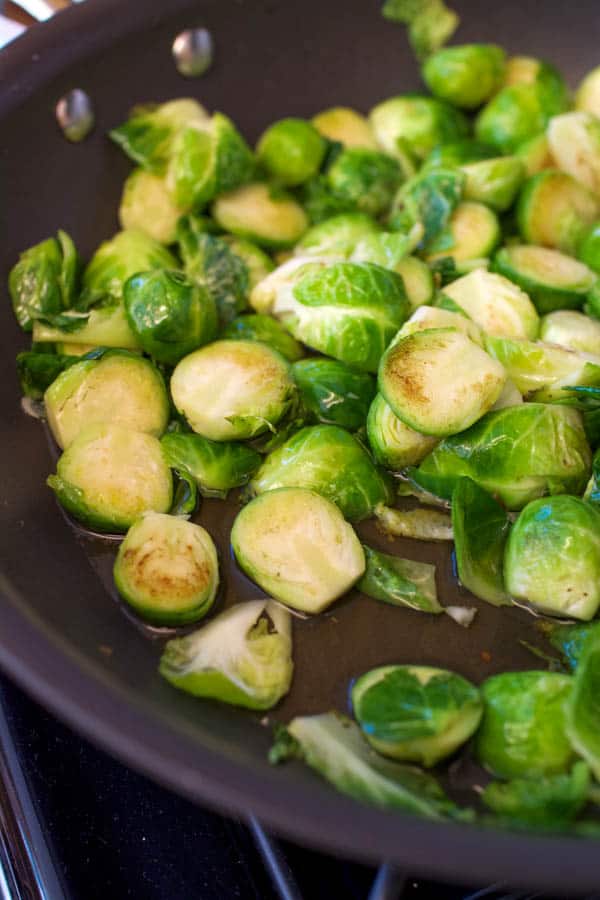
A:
[1,0,600,889]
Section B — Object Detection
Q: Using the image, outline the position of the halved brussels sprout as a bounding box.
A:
[396,305,483,346]
[566,631,600,781]
[45,350,169,449]
[482,762,590,828]
[47,423,172,532]
[9,230,79,332]
[425,202,500,263]
[324,148,402,218]
[352,665,482,767]
[490,378,523,410]
[222,314,304,362]
[212,183,308,249]
[484,335,600,397]
[410,403,591,510]
[516,171,599,255]
[311,107,378,149]
[379,328,505,437]
[493,245,596,313]
[461,156,525,212]
[170,340,296,441]
[373,504,453,542]
[366,393,439,470]
[294,213,380,259]
[160,599,293,710]
[515,132,555,177]
[476,671,575,778]
[231,487,365,613]
[547,112,600,197]
[357,546,441,614]
[422,44,505,109]
[123,269,218,364]
[249,256,324,316]
[395,256,434,308]
[256,117,326,186]
[249,424,392,521]
[369,95,468,161]
[114,512,219,625]
[222,237,274,289]
[160,432,261,499]
[576,66,600,118]
[504,495,600,620]
[109,98,209,171]
[33,303,141,351]
[292,358,375,430]
[540,311,600,356]
[176,224,249,325]
[442,268,539,339]
[118,169,184,244]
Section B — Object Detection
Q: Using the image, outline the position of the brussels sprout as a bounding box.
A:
[170,340,296,441]
[451,477,512,606]
[577,221,600,275]
[367,393,439,469]
[16,352,79,401]
[515,132,555,177]
[543,620,600,672]
[249,425,392,521]
[395,256,434,308]
[390,168,464,247]
[324,148,402,218]
[118,169,184,244]
[461,156,525,212]
[504,495,600,620]
[270,261,410,373]
[576,66,600,118]
[425,202,500,263]
[221,314,304,361]
[357,546,441,613]
[493,245,596,314]
[540,311,600,356]
[256,118,326,186]
[422,44,505,109]
[81,230,178,307]
[424,139,496,169]
[295,213,380,259]
[249,256,324,316]
[396,305,483,346]
[475,78,568,154]
[109,98,209,171]
[410,403,591,509]
[369,95,468,161]
[212,183,308,249]
[352,665,482,767]
[160,432,261,499]
[123,270,218,364]
[379,328,505,437]
[381,0,459,63]
[222,237,274,289]
[9,230,79,332]
[566,631,600,779]
[160,599,293,710]
[484,335,600,398]
[312,107,378,149]
[350,229,422,269]
[516,171,599,255]
[547,112,600,197]
[490,377,523,410]
[33,303,141,351]
[54,342,98,357]
[231,487,365,613]
[176,223,249,324]
[291,358,375,430]
[442,268,539,339]
[502,56,568,97]
[47,423,172,532]
[270,712,462,818]
[482,762,590,828]
[476,671,575,778]
[114,513,218,626]
[44,349,169,449]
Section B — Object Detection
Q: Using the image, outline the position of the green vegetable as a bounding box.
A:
[231,487,365,613]
[33,304,140,351]
[425,202,500,263]
[295,213,380,259]
[516,171,599,255]
[452,477,512,606]
[540,310,600,356]
[212,182,308,249]
[482,762,590,828]
[160,432,261,498]
[547,111,600,197]
[398,304,483,345]
[395,256,434,308]
[170,339,297,441]
[256,118,326,186]
[577,221,600,275]
[390,168,464,247]
[113,513,219,625]
[492,245,596,314]
[422,44,505,109]
[109,98,209,171]
[505,495,600,621]
[484,335,600,399]
[222,237,274,289]
[160,599,293,710]
[576,65,600,118]
[352,665,482,766]
[367,392,439,469]
[292,358,375,430]
[16,351,79,400]
[47,423,172,533]
[515,132,554,177]
[249,424,392,522]
[566,631,600,780]
[476,671,575,778]
[221,314,303,361]
[410,403,591,510]
[350,229,422,269]
[324,148,402,217]
[542,620,600,672]
[9,231,79,332]
[44,349,169,449]
[461,156,525,212]
[382,0,459,62]
[369,95,468,161]
[373,504,453,541]
[442,268,539,339]
[311,107,378,149]
[358,547,441,613]
[118,169,184,244]
[123,269,218,364]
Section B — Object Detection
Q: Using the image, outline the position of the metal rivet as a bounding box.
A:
[55,89,94,142]
[172,28,214,78]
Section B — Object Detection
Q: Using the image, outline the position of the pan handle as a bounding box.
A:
[5,0,80,24]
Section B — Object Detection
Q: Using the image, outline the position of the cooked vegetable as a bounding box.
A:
[47,423,172,532]
[177,223,250,325]
[212,183,308,249]
[109,98,209,171]
[491,378,523,410]
[160,432,261,498]
[492,245,596,314]
[422,44,505,109]
[357,546,441,613]
[16,351,79,400]
[160,599,293,710]
[9,230,79,332]
[250,425,392,521]
[294,212,380,259]
[292,358,375,430]
[543,620,600,672]
[222,314,304,361]
[410,404,591,509]
[516,171,599,255]
[352,665,482,766]
[222,237,274,289]
[367,393,439,469]
[44,349,169,449]
[576,66,600,118]
[33,303,141,350]
[311,107,377,149]
[118,169,184,244]
[482,762,590,828]
[547,112,600,197]
[515,132,555,176]
[114,513,219,625]
[460,156,525,212]
[369,95,468,161]
[350,228,423,269]
[425,201,500,262]
[324,148,402,217]
[381,0,459,62]
[442,268,539,339]
[373,504,453,541]
[540,311,600,356]
[476,671,575,778]
[391,167,464,247]
[397,304,483,345]
[378,328,505,437]
[257,118,325,187]
[484,335,600,398]
[566,631,600,779]
[170,340,296,441]
[81,230,177,307]
[395,256,434,308]
[231,487,365,613]
[452,477,512,607]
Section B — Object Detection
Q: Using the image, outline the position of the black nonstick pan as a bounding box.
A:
[2,0,600,891]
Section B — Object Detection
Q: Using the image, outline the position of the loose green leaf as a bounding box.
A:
[358,545,441,613]
[177,224,250,325]
[539,620,600,672]
[382,0,459,61]
[374,503,453,541]
[482,762,590,828]
[161,432,262,498]
[16,351,79,399]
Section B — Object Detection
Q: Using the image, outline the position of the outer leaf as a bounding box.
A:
[482,762,590,828]
[292,358,376,430]
[566,631,600,780]
[358,545,441,613]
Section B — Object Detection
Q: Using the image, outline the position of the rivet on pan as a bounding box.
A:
[55,89,95,143]
[172,28,214,77]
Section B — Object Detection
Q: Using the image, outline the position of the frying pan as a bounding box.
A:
[1,0,600,890]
